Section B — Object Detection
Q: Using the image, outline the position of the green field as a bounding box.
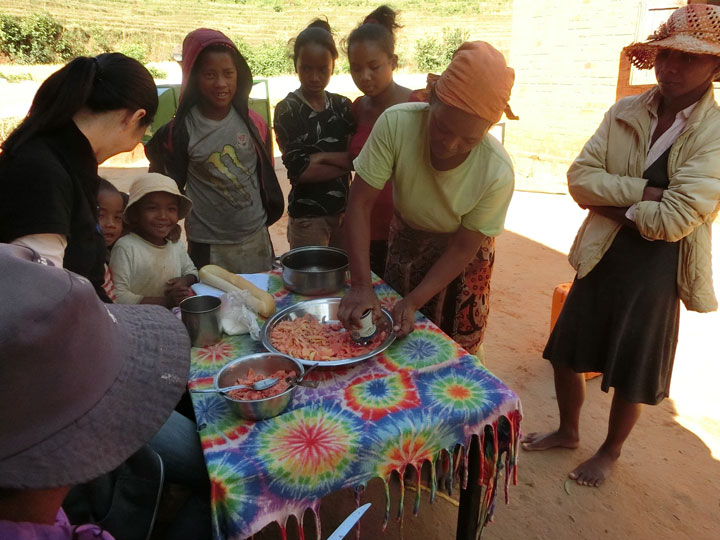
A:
[2,0,512,65]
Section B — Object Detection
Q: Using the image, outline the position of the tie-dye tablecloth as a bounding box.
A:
[189,270,522,539]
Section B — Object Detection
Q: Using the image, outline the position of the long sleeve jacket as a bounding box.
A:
[567,86,720,312]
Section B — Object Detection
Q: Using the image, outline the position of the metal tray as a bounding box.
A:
[260,297,395,367]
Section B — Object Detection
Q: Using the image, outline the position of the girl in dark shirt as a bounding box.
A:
[0,53,158,301]
[274,19,356,249]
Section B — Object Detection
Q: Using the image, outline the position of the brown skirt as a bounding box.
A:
[383,215,495,354]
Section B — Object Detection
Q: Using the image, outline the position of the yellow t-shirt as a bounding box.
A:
[353,102,514,235]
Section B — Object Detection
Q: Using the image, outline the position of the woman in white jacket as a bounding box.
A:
[523,4,720,487]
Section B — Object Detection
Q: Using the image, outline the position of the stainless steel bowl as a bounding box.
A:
[261,297,395,367]
[277,246,348,296]
[215,353,305,421]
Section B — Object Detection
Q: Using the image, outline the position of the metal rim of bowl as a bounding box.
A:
[214,352,305,403]
[279,246,349,272]
[260,297,396,367]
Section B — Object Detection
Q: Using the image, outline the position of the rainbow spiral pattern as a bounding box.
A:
[249,404,362,498]
[189,270,521,539]
[344,371,421,421]
[380,325,455,371]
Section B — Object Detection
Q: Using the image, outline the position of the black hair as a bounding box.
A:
[291,18,339,65]
[98,178,120,195]
[98,177,127,206]
[346,5,401,57]
[1,53,158,157]
[194,43,245,73]
[0,487,19,500]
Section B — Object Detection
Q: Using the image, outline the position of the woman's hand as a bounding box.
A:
[391,296,418,338]
[338,284,381,331]
[341,176,383,329]
[585,205,636,229]
[642,186,665,202]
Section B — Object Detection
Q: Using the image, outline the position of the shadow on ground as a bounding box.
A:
[243,229,720,540]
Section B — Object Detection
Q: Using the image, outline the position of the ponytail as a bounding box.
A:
[346,5,401,57]
[291,18,339,64]
[2,53,157,157]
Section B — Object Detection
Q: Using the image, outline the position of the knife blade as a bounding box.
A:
[326,503,371,540]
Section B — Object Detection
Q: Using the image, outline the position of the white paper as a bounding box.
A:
[241,273,271,291]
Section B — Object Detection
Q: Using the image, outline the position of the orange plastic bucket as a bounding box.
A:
[550,282,601,381]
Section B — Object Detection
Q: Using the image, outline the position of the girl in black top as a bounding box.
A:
[0,53,157,301]
[0,55,212,540]
[274,19,356,249]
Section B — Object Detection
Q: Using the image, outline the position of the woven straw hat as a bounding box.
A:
[623,4,720,70]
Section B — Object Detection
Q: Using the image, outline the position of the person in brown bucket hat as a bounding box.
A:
[0,244,190,536]
[523,3,720,488]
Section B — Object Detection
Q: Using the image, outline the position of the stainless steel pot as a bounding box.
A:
[277,246,348,296]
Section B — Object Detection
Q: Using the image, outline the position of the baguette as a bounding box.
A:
[199,265,276,318]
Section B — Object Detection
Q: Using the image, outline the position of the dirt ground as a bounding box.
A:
[5,48,718,540]
[100,157,720,540]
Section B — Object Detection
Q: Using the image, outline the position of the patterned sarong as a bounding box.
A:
[384,214,495,355]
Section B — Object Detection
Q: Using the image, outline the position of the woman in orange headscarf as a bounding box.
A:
[338,41,516,358]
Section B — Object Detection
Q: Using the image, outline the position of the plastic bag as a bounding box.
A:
[220,290,261,340]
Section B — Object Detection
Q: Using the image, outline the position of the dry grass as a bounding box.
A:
[0,116,21,140]
[4,0,512,62]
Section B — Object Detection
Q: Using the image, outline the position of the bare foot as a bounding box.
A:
[569,449,618,487]
[521,431,579,451]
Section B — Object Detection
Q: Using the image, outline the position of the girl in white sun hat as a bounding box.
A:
[110,172,198,307]
[523,3,720,488]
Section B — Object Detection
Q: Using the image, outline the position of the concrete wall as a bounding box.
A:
[505,0,684,193]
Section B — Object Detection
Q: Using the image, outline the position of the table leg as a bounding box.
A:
[456,434,481,540]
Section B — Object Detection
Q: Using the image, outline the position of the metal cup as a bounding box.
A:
[180,295,222,347]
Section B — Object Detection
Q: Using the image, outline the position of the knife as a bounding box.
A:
[326,503,371,540]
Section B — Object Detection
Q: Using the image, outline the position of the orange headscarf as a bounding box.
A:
[432,41,515,124]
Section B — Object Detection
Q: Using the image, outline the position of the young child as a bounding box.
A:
[145,28,284,273]
[346,5,413,276]
[110,172,198,307]
[98,179,125,248]
[97,179,126,301]
[274,19,356,249]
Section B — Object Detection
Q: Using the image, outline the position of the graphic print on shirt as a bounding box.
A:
[273,91,356,218]
[205,144,252,208]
